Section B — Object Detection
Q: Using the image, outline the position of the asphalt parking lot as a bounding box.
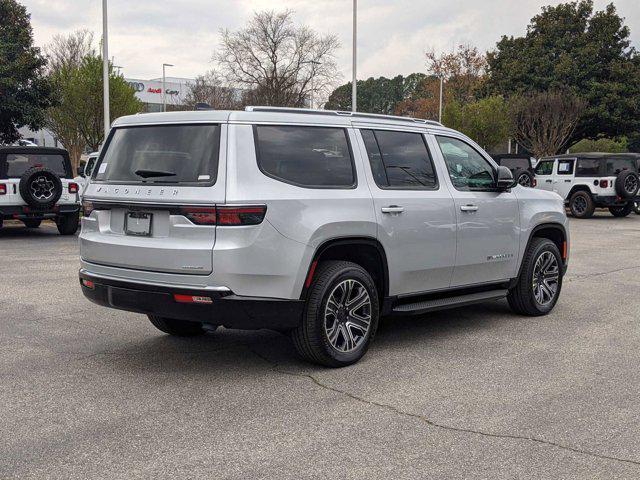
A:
[1,215,639,479]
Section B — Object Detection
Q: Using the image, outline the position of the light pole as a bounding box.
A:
[162,63,174,112]
[438,73,444,123]
[102,0,110,140]
[352,0,357,112]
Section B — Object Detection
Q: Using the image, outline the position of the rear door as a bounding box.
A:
[356,126,456,295]
[434,135,519,287]
[80,123,226,275]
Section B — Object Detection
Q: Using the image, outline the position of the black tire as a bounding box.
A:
[18,167,63,210]
[291,261,379,368]
[614,171,639,199]
[56,212,79,235]
[515,170,534,188]
[632,201,640,215]
[609,202,634,217]
[23,219,42,228]
[569,190,595,219]
[147,315,206,336]
[508,238,563,316]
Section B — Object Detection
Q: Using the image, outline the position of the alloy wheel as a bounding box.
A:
[30,175,55,200]
[573,196,587,215]
[532,251,560,306]
[624,174,638,195]
[517,173,532,187]
[324,279,372,353]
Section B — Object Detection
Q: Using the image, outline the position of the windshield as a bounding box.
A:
[2,153,70,178]
[93,124,221,185]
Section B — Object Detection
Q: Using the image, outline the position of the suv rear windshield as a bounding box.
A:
[93,124,221,185]
[1,153,71,178]
[500,158,530,171]
[605,157,636,176]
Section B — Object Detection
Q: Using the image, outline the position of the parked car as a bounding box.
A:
[74,151,100,196]
[79,107,569,367]
[534,153,640,218]
[0,146,81,234]
[491,154,536,187]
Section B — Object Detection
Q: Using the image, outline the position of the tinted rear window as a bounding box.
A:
[361,129,437,189]
[605,158,636,176]
[576,158,600,177]
[2,153,70,178]
[93,124,220,185]
[500,158,530,171]
[254,125,355,188]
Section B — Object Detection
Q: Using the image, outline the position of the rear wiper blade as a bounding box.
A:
[134,169,177,178]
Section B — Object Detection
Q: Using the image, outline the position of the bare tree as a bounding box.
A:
[509,90,586,157]
[44,30,95,169]
[216,10,340,107]
[184,71,242,110]
[45,29,95,72]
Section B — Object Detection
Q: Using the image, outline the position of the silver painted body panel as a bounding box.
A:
[79,109,569,302]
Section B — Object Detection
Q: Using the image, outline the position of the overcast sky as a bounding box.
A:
[20,0,640,82]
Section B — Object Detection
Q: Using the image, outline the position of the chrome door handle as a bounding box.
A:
[460,204,479,212]
[381,205,404,214]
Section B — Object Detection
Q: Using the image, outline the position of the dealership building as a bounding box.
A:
[125,76,194,112]
[17,76,195,147]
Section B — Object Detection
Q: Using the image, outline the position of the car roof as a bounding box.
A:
[112,107,459,135]
[0,146,70,156]
[544,152,640,161]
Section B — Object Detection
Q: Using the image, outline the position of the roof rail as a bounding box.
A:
[244,106,443,127]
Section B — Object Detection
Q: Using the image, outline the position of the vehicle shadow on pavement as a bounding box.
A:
[85,300,514,375]
[0,222,70,238]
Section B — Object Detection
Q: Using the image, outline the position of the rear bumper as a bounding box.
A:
[1,204,80,220]
[592,195,633,207]
[79,270,304,331]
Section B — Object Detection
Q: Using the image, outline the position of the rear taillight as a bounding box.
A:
[181,207,217,225]
[599,179,609,188]
[82,200,94,216]
[0,184,6,195]
[217,206,267,226]
[532,178,537,188]
[180,205,267,226]
[68,182,79,194]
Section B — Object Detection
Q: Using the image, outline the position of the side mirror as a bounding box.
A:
[496,165,514,190]
[77,167,85,178]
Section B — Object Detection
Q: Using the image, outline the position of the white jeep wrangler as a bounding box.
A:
[534,153,640,218]
[0,146,81,234]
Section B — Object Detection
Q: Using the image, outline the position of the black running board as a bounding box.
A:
[392,289,508,315]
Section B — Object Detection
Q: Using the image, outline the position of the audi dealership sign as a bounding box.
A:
[125,77,193,106]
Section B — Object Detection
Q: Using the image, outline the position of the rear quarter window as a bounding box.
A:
[254,125,355,188]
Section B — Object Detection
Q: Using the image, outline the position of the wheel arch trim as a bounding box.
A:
[299,236,389,300]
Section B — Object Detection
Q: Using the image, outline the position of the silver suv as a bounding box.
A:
[79,107,569,367]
